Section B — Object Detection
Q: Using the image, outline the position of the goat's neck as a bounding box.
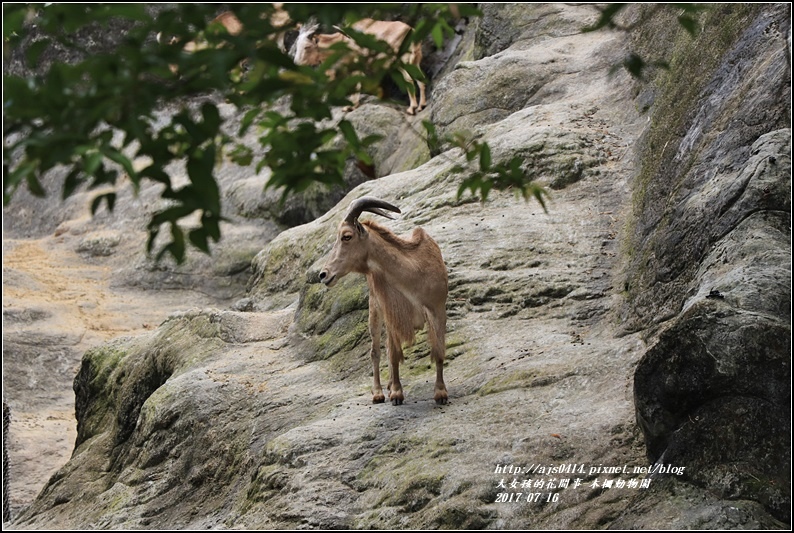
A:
[363,229,413,278]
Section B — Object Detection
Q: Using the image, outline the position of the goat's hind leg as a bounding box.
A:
[415,77,427,113]
[425,308,448,404]
[369,298,385,403]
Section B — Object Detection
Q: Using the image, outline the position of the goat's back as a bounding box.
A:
[351,19,412,52]
[213,11,243,36]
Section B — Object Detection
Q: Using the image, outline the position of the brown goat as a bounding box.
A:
[157,6,292,74]
[320,197,448,405]
[292,18,427,115]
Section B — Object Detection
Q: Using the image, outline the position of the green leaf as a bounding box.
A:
[5,160,37,199]
[25,39,51,66]
[465,145,479,162]
[149,204,196,228]
[63,169,82,200]
[400,63,425,83]
[338,119,358,145]
[203,214,221,241]
[90,193,117,215]
[100,147,137,181]
[622,53,646,80]
[83,151,103,176]
[528,184,549,213]
[678,3,710,15]
[479,143,491,172]
[422,120,436,137]
[677,15,698,37]
[254,45,297,70]
[229,144,254,166]
[431,23,445,49]
[157,223,186,263]
[174,112,204,143]
[200,103,221,136]
[480,180,493,201]
[25,172,46,198]
[139,165,171,185]
[188,227,210,254]
[582,3,627,32]
[3,6,27,39]
[186,146,220,213]
[94,4,148,22]
[360,134,383,147]
[240,108,262,136]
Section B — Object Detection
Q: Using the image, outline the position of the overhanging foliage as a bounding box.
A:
[4,4,558,262]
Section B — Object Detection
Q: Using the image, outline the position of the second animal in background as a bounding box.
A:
[292,19,427,115]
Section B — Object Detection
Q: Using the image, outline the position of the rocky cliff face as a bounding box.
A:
[4,3,790,529]
[621,3,791,525]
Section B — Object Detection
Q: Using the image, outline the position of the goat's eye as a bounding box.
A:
[341,234,352,242]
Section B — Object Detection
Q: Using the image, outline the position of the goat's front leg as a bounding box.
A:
[369,298,385,403]
[400,68,427,116]
[387,334,404,405]
[416,78,427,113]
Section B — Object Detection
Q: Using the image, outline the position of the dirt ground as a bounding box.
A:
[2,234,220,516]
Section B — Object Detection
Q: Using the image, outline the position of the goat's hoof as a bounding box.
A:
[372,393,385,404]
[390,391,404,405]
[434,393,448,405]
[406,108,417,116]
[391,397,404,406]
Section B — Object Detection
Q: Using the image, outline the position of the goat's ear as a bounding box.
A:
[354,219,366,236]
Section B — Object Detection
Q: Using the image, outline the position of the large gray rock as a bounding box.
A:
[621,3,791,332]
[624,2,791,524]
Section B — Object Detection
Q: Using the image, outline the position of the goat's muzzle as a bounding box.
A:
[319,269,336,287]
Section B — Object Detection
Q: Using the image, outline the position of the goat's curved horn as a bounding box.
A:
[345,197,401,224]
